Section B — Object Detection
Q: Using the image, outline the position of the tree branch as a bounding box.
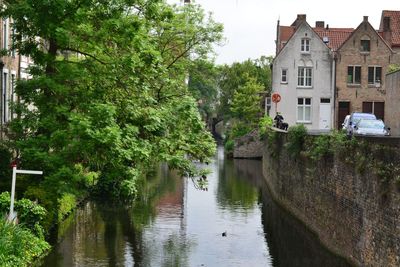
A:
[64,47,108,65]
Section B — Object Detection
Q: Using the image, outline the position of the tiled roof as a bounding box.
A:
[278,26,295,51]
[380,10,400,47]
[277,25,353,53]
[313,28,354,51]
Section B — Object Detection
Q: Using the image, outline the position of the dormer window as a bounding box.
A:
[301,38,310,53]
[360,39,370,52]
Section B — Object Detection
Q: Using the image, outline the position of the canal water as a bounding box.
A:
[39,147,351,267]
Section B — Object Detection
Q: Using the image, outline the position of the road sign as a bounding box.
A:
[272,92,281,103]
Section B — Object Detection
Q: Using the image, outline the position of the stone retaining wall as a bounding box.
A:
[262,133,400,267]
[233,129,263,159]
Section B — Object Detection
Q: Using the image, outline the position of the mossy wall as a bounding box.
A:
[262,133,400,267]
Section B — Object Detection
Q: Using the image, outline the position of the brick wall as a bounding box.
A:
[262,133,400,266]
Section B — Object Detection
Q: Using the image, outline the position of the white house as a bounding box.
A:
[271,15,341,131]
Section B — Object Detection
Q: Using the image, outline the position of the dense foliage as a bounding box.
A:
[0,0,222,227]
[0,192,47,237]
[218,56,272,121]
[188,59,220,124]
[0,218,50,267]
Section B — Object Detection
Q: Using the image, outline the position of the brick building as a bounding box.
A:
[335,16,394,127]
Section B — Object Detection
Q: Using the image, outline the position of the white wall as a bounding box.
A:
[271,22,334,130]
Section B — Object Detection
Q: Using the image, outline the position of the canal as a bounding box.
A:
[39,147,351,267]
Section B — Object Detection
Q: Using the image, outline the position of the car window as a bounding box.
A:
[352,113,376,124]
[357,120,384,129]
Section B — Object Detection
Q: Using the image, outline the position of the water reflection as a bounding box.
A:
[40,147,350,267]
[232,158,351,267]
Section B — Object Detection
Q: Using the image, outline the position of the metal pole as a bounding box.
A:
[8,166,17,222]
[8,166,43,222]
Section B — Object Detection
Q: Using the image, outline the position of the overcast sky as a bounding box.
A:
[168,0,400,65]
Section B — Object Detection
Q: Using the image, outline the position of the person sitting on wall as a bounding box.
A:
[274,112,288,131]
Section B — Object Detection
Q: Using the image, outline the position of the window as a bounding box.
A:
[360,40,370,52]
[297,97,312,122]
[298,67,312,87]
[368,66,382,85]
[301,38,310,53]
[11,25,16,58]
[281,69,288,83]
[347,66,361,84]
[2,71,8,123]
[265,97,271,116]
[362,101,384,120]
[2,18,8,50]
[10,73,15,120]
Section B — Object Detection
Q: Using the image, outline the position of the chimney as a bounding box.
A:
[382,16,392,46]
[316,21,325,28]
[326,24,329,30]
[297,14,307,21]
[363,16,368,22]
[383,16,391,32]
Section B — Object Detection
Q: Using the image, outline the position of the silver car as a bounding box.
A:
[342,115,350,131]
[353,119,390,136]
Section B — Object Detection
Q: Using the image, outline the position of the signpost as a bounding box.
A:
[8,161,43,222]
[271,92,281,113]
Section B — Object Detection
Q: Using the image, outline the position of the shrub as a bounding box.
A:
[307,134,333,161]
[224,139,234,153]
[57,193,77,223]
[258,115,273,137]
[0,218,50,267]
[286,124,307,157]
[0,192,47,237]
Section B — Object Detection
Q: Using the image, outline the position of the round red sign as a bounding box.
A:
[271,93,281,103]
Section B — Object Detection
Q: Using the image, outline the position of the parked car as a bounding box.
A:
[341,115,350,131]
[353,119,390,136]
[346,112,377,136]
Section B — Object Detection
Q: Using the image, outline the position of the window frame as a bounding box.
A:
[297,97,312,123]
[301,38,310,53]
[360,39,370,52]
[297,67,312,88]
[368,66,382,85]
[281,68,288,83]
[2,18,8,50]
[347,66,361,85]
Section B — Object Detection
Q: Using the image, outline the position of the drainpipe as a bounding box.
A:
[332,53,336,129]
[0,60,4,140]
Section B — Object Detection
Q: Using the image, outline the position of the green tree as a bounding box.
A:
[230,77,263,124]
[188,59,219,124]
[217,56,272,121]
[1,0,223,210]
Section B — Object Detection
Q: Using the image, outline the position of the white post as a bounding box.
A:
[8,166,17,222]
[8,167,43,223]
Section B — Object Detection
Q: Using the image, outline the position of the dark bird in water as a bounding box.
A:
[222,231,227,237]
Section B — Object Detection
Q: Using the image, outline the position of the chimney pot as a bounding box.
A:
[363,16,368,22]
